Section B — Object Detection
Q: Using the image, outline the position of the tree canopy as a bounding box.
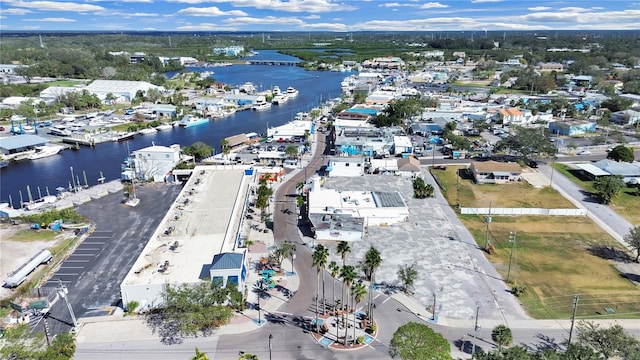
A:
[182,141,214,161]
[389,322,452,360]
[606,145,635,163]
[373,96,438,128]
[495,127,557,160]
[624,226,640,263]
[593,175,625,205]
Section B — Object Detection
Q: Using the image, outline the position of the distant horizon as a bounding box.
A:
[0,1,639,32]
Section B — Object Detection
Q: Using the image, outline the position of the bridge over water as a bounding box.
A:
[247,60,300,66]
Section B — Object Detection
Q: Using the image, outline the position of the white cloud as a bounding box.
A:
[379,1,447,8]
[223,16,305,26]
[300,22,347,31]
[4,0,105,12]
[304,14,320,19]
[420,2,448,9]
[2,8,32,15]
[470,0,503,3]
[176,23,238,31]
[558,7,590,13]
[177,6,248,17]
[24,17,76,22]
[520,9,640,24]
[169,0,357,13]
[528,6,551,11]
[124,12,161,17]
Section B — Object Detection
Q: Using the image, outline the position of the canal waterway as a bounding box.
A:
[0,50,347,208]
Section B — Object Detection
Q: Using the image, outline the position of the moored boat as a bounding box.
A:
[286,86,299,97]
[138,127,158,135]
[28,145,65,160]
[155,123,173,131]
[49,125,72,137]
[178,115,209,128]
[272,94,288,105]
[252,99,272,111]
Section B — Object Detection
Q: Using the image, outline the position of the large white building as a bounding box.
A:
[120,167,253,310]
[307,177,409,241]
[85,80,165,103]
[121,144,181,182]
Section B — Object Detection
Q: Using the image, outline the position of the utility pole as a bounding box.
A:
[268,333,273,360]
[432,293,437,321]
[485,202,492,252]
[568,294,579,345]
[456,172,460,209]
[507,231,516,283]
[472,305,480,355]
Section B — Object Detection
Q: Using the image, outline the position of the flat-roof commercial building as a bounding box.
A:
[120,167,254,310]
[307,177,409,241]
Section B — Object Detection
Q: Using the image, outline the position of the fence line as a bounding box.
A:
[460,207,587,216]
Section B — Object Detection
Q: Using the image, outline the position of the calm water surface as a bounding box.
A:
[0,50,347,207]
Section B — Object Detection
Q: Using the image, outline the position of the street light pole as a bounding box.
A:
[507,231,516,283]
[268,333,273,360]
[472,305,480,355]
[485,202,492,252]
[70,167,76,193]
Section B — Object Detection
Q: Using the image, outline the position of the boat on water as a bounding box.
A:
[252,99,272,111]
[28,145,65,160]
[155,123,173,131]
[138,127,158,135]
[272,86,282,96]
[0,160,9,168]
[272,93,288,105]
[178,115,209,128]
[112,131,136,142]
[286,86,299,97]
[49,125,72,137]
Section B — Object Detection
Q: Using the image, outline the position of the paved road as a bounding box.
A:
[537,163,634,244]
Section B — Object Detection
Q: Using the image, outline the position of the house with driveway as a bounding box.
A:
[468,161,522,184]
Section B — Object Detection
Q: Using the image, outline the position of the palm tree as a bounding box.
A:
[361,246,382,320]
[295,181,305,194]
[192,347,209,360]
[220,139,230,163]
[491,324,513,352]
[339,265,357,346]
[351,282,367,345]
[312,244,328,332]
[397,262,418,295]
[281,241,296,274]
[328,261,340,310]
[336,241,351,312]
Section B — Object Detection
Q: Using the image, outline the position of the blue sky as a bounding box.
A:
[0,0,639,32]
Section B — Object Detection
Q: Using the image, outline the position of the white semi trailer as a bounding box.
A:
[4,249,53,288]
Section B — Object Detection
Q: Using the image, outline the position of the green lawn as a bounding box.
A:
[44,80,86,87]
[10,229,58,242]
[554,163,640,225]
[432,167,640,319]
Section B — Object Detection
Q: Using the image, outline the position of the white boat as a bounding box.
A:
[272,94,289,105]
[240,82,256,94]
[286,86,299,97]
[155,123,173,131]
[178,115,209,127]
[49,125,72,137]
[252,99,272,111]
[28,145,65,160]
[0,160,9,168]
[272,86,282,96]
[110,117,127,124]
[138,127,158,135]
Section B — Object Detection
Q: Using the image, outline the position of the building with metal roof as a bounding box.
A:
[85,80,164,103]
[0,135,49,156]
[208,252,247,287]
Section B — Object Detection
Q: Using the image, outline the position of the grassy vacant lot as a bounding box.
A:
[432,166,640,319]
[554,163,640,225]
[45,80,85,87]
[10,229,58,242]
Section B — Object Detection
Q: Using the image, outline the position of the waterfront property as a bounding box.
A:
[121,144,182,182]
[120,167,253,309]
[0,135,49,159]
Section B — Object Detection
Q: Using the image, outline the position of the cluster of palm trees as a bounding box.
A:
[311,240,383,346]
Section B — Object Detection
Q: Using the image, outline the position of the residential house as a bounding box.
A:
[539,62,564,72]
[469,161,522,184]
[610,109,640,126]
[396,157,421,177]
[326,157,365,177]
[549,120,597,136]
[495,108,524,125]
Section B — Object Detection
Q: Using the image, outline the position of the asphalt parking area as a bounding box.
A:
[42,183,183,334]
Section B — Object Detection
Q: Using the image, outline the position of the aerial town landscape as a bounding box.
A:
[1,3,640,360]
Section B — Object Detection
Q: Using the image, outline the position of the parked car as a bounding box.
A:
[577,150,592,155]
[528,161,539,168]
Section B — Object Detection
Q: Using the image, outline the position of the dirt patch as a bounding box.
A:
[0,223,66,300]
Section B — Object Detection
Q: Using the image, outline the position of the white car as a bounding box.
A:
[577,150,592,155]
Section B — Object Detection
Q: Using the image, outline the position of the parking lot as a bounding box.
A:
[42,183,183,334]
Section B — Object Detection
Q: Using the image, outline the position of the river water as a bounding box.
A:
[0,50,347,207]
